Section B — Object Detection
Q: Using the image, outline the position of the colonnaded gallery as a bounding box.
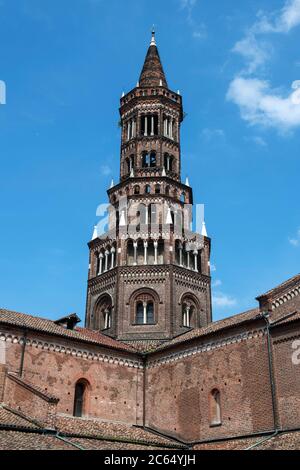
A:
[0,33,300,450]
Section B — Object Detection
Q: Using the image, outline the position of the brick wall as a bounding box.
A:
[2,329,143,426]
[3,373,58,428]
[145,325,274,441]
[272,322,300,430]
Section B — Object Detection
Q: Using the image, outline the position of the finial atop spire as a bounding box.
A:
[139,28,168,88]
[150,26,156,46]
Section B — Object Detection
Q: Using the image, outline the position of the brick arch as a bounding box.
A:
[129,287,160,325]
[179,292,200,310]
[179,292,201,329]
[93,293,113,330]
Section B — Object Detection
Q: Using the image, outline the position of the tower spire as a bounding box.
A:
[139,30,168,88]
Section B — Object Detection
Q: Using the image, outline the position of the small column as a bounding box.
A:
[151,116,154,136]
[143,302,147,325]
[154,240,158,265]
[127,121,130,140]
[186,249,190,270]
[104,250,109,272]
[133,241,138,266]
[144,116,148,136]
[179,243,183,266]
[111,247,115,269]
[143,241,148,265]
[193,250,198,272]
[171,119,174,139]
[167,155,170,171]
[164,118,167,136]
[185,306,190,327]
[132,120,136,137]
[98,252,104,275]
[104,309,109,329]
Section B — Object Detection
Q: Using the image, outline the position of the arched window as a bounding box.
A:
[127,239,134,265]
[94,295,113,330]
[182,303,194,327]
[136,300,154,325]
[134,185,140,195]
[142,151,156,168]
[132,291,158,325]
[181,295,199,329]
[210,389,221,426]
[145,184,151,194]
[150,151,156,167]
[73,380,89,418]
[155,184,161,194]
[126,158,131,174]
[165,185,170,196]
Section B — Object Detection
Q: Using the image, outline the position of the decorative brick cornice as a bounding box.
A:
[270,284,300,311]
[146,328,266,369]
[0,331,143,369]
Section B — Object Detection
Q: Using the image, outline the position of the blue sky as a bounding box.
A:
[0,0,299,323]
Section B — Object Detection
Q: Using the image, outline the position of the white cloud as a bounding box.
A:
[212,279,222,287]
[201,128,225,140]
[229,1,300,132]
[256,0,300,34]
[227,77,300,131]
[210,263,217,272]
[232,1,300,73]
[213,293,237,308]
[232,34,270,74]
[289,228,300,246]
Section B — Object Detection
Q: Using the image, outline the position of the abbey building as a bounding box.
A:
[0,33,300,450]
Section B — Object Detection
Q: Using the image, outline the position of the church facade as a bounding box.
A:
[0,33,300,450]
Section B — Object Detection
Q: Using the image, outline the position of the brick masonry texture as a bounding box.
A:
[1,36,300,450]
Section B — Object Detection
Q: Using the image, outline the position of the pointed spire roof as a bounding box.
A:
[139,30,168,88]
[201,221,208,237]
[92,225,98,240]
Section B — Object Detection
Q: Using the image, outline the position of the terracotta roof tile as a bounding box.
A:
[0,309,136,353]
[151,308,261,353]
[256,273,300,300]
[55,414,184,448]
[0,405,40,430]
[0,430,73,450]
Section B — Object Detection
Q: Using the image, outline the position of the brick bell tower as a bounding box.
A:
[85,31,212,344]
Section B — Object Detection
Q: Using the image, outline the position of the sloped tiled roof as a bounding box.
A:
[256,273,300,300]
[193,430,300,450]
[0,309,136,353]
[55,414,184,448]
[0,405,40,430]
[149,308,261,354]
[139,37,168,88]
[0,405,184,450]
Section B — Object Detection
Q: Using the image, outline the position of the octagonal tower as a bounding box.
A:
[85,32,212,345]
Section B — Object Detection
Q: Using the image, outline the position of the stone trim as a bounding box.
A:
[0,331,143,369]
